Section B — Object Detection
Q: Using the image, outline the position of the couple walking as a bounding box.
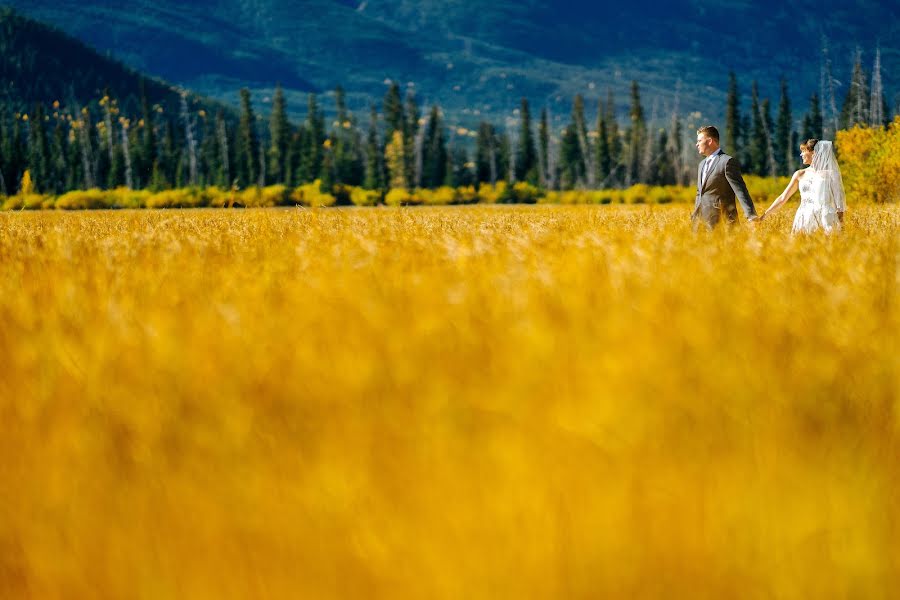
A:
[692,125,846,233]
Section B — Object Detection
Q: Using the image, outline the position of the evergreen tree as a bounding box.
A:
[626,81,646,185]
[653,128,675,185]
[475,122,498,185]
[801,93,823,141]
[236,88,259,187]
[725,71,742,159]
[448,146,472,188]
[497,131,511,184]
[27,103,50,193]
[571,94,593,187]
[137,80,157,189]
[605,90,623,187]
[306,93,326,182]
[333,85,363,186]
[538,108,550,188]
[748,82,767,175]
[775,78,793,174]
[157,119,177,189]
[363,104,384,190]
[421,105,447,188]
[515,98,538,184]
[268,84,289,185]
[404,90,420,188]
[560,124,583,189]
[596,105,611,187]
[383,82,404,140]
[841,51,869,129]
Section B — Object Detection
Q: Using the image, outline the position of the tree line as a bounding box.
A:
[1,60,895,197]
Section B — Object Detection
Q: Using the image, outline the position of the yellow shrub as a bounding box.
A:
[291,181,337,207]
[146,188,206,208]
[477,181,510,204]
[384,188,413,206]
[350,187,380,207]
[511,181,540,203]
[56,188,110,210]
[430,186,459,206]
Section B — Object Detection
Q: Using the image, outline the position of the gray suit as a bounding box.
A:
[692,151,757,229]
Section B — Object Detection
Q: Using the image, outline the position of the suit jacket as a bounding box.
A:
[692,151,757,228]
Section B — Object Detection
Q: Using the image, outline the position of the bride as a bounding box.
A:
[760,139,846,233]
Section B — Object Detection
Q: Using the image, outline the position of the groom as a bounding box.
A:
[692,126,758,229]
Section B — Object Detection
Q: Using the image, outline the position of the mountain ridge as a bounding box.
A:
[3,1,898,130]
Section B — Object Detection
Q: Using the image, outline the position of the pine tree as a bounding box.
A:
[333,85,363,186]
[215,110,231,187]
[383,82,404,141]
[404,90,420,188]
[515,98,538,184]
[748,82,767,176]
[27,103,50,193]
[448,146,472,188]
[268,84,289,185]
[725,72,742,159]
[626,81,646,185]
[475,121,498,185]
[775,78,793,174]
[421,105,447,188]
[605,90,623,187]
[596,110,611,187]
[560,124,583,189]
[571,94,593,187]
[237,88,259,187]
[538,108,550,188]
[801,93,823,141]
[363,104,383,191]
[841,50,869,129]
[138,80,157,189]
[305,93,325,183]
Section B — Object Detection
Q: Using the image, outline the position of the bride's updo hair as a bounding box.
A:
[800,138,818,151]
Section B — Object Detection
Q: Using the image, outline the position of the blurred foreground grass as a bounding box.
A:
[1,205,898,598]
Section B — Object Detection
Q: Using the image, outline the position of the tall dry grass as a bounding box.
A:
[1,204,898,598]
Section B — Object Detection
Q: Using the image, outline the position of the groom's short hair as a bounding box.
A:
[697,125,719,141]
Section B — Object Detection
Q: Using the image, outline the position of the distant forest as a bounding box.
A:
[0,7,895,196]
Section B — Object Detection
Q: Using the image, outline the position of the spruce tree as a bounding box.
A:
[363,104,383,190]
[775,78,793,174]
[27,104,50,193]
[626,81,646,185]
[475,122,498,185]
[596,106,611,187]
[538,107,550,188]
[571,94,593,187]
[725,72,742,159]
[306,93,325,183]
[748,82,767,176]
[422,105,447,188]
[237,88,259,187]
[560,124,583,189]
[515,98,538,184]
[841,51,869,129]
[404,90,420,187]
[383,82,404,141]
[268,84,289,185]
[605,90,623,187]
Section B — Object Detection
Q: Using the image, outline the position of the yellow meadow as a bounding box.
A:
[1,204,898,598]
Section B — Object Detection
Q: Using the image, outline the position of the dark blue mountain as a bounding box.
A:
[4,0,898,129]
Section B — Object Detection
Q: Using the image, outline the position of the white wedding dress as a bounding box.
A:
[792,170,841,234]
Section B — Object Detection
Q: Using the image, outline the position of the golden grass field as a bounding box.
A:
[1,204,898,598]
